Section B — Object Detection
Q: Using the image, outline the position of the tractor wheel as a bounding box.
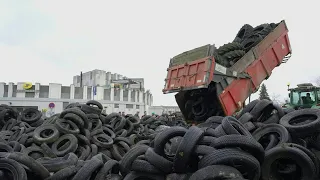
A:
[233,24,254,43]
[216,42,244,56]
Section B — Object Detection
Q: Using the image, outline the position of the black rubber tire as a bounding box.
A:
[217,42,244,56]
[111,117,127,132]
[46,165,82,180]
[65,102,81,109]
[8,141,21,152]
[199,148,260,180]
[261,145,317,180]
[71,157,103,180]
[193,145,216,156]
[60,108,89,129]
[0,158,27,180]
[86,100,103,110]
[131,159,162,174]
[252,124,291,151]
[233,24,254,42]
[92,134,114,148]
[120,145,149,175]
[222,117,252,137]
[249,99,273,121]
[102,126,116,139]
[173,126,204,172]
[63,113,85,128]
[238,100,260,118]
[166,173,191,180]
[222,50,246,63]
[126,115,140,127]
[263,113,280,124]
[21,108,41,124]
[273,103,285,118]
[51,134,78,156]
[94,159,120,180]
[81,104,102,115]
[77,145,91,160]
[243,121,257,132]
[8,152,50,179]
[0,142,14,152]
[111,141,133,161]
[253,23,273,37]
[241,34,264,52]
[285,143,320,176]
[40,143,57,158]
[55,118,80,135]
[123,172,164,180]
[189,165,244,180]
[238,112,253,124]
[33,124,60,144]
[37,152,78,172]
[154,127,187,157]
[22,145,46,160]
[280,109,320,137]
[145,147,173,173]
[212,134,265,164]
[213,53,229,67]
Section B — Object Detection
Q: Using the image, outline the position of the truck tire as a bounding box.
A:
[233,24,254,43]
[213,52,228,67]
[252,23,273,37]
[222,50,246,64]
[241,34,264,52]
[216,42,244,56]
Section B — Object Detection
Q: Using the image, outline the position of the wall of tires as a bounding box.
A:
[0,98,319,179]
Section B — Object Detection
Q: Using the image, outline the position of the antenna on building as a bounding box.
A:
[80,71,83,87]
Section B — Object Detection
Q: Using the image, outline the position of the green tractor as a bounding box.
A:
[283,83,320,110]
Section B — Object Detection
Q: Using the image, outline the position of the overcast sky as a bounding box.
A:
[0,0,318,106]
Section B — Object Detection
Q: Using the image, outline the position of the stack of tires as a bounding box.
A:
[214,22,278,67]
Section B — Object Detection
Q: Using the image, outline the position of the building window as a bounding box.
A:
[114,104,119,108]
[136,105,140,109]
[126,104,133,109]
[90,72,93,79]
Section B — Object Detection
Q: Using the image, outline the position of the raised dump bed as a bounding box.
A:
[163,20,292,121]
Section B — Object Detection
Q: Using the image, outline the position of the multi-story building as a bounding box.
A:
[0,81,152,117]
[72,70,144,90]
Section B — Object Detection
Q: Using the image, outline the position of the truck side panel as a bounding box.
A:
[219,28,291,115]
[163,57,213,93]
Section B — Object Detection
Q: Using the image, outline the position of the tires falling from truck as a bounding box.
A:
[163,21,291,122]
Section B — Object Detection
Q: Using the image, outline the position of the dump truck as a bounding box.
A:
[163,20,292,122]
[283,83,320,110]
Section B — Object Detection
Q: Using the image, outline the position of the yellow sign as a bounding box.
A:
[23,82,32,90]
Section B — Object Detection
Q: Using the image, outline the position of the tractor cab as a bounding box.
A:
[285,83,320,109]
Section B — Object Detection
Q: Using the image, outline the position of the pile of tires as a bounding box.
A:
[214,22,278,67]
[0,99,319,180]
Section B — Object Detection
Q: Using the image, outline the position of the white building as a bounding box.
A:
[73,70,144,90]
[0,82,152,117]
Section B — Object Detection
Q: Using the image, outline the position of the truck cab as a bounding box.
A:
[284,83,320,109]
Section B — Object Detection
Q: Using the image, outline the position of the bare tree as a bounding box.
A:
[270,93,282,105]
[314,77,320,86]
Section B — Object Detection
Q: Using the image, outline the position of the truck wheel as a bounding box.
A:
[216,42,244,56]
[213,53,229,67]
[241,34,263,52]
[222,50,246,64]
[233,24,254,43]
[252,23,273,37]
